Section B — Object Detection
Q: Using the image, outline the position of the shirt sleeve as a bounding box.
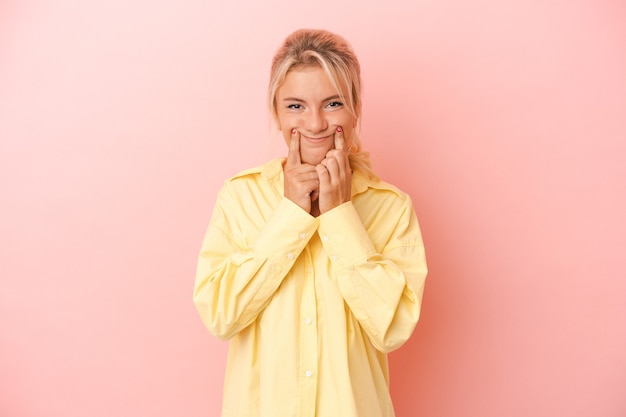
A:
[193,182,319,340]
[317,197,427,353]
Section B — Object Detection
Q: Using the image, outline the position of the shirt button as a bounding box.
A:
[305,317,312,325]
[322,235,329,242]
[305,370,313,378]
[287,253,294,260]
[299,233,306,240]
[331,255,337,261]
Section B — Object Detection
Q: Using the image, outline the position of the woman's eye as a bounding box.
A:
[326,101,343,108]
[287,104,302,109]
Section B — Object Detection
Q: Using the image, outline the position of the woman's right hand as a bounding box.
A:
[283,128,319,214]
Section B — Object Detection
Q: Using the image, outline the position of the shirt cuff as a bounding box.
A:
[253,197,320,271]
[317,202,376,269]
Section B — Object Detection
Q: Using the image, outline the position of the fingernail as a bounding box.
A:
[336,126,343,133]
[291,128,297,135]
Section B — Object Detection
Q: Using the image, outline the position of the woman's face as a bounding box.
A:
[275,65,356,165]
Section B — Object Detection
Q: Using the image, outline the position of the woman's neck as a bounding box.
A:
[310,200,320,217]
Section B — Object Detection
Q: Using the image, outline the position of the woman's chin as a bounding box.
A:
[301,148,331,166]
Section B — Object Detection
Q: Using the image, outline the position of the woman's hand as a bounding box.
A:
[316,127,352,214]
[283,128,319,214]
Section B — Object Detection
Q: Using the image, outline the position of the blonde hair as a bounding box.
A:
[268,29,378,180]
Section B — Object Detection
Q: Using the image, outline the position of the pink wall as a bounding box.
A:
[1,1,624,416]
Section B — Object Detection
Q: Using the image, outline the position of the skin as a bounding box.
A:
[276,65,357,217]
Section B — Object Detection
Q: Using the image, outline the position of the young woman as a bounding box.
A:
[194,28,427,417]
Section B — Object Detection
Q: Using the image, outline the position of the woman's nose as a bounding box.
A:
[303,110,328,134]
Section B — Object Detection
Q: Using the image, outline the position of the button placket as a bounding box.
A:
[297,247,318,408]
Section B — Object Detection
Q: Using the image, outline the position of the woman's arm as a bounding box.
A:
[193,182,319,340]
[317,195,427,353]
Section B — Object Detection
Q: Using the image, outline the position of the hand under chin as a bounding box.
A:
[310,190,319,202]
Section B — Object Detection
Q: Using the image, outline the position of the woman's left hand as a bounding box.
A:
[316,126,352,214]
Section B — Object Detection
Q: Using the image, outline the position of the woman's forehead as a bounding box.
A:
[279,66,346,98]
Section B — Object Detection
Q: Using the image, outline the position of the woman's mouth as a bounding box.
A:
[302,134,331,143]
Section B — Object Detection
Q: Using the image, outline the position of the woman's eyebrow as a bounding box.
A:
[282,97,306,102]
[282,95,341,102]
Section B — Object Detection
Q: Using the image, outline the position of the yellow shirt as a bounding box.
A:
[194,158,427,417]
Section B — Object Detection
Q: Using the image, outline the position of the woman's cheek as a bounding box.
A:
[282,129,292,146]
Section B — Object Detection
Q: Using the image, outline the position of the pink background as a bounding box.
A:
[1,0,625,416]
